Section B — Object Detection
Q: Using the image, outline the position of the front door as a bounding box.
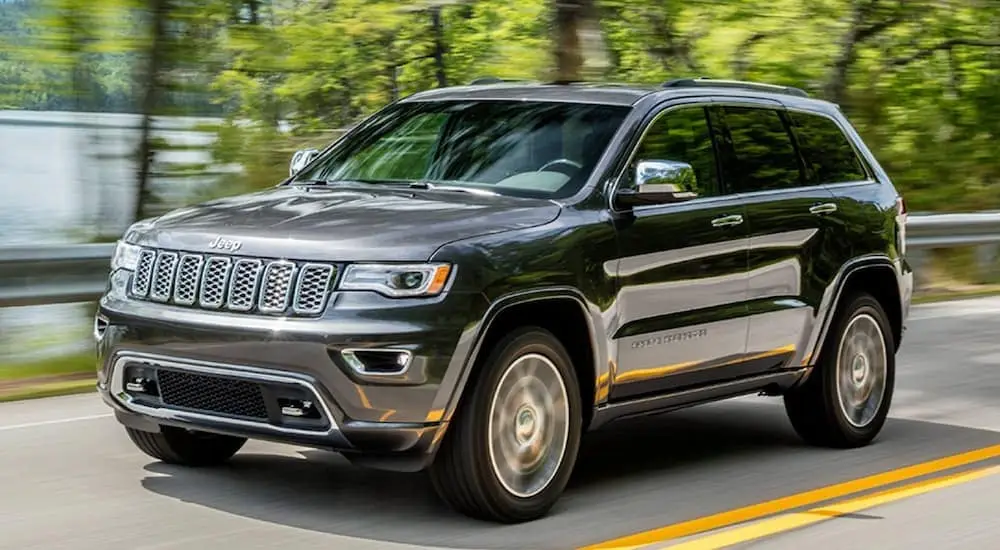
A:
[609,103,751,401]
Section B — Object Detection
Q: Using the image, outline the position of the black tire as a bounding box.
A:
[784,292,896,448]
[125,426,246,466]
[429,327,583,523]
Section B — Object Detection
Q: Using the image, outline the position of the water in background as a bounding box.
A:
[0,110,219,362]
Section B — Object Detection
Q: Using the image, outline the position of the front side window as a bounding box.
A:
[626,106,719,197]
[292,100,630,199]
[719,106,803,193]
[789,112,868,184]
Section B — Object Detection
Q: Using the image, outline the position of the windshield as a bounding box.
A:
[291,100,630,199]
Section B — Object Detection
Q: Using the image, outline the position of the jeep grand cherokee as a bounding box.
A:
[95,77,913,523]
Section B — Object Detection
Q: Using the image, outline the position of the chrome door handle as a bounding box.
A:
[809,203,838,215]
[711,214,744,228]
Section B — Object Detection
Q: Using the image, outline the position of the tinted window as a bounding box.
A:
[628,106,719,197]
[292,100,630,199]
[720,106,802,193]
[790,112,868,184]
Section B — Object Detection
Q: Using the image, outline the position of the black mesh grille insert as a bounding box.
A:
[156,369,268,420]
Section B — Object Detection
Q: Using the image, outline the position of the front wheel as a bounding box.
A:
[429,327,582,523]
[784,293,895,448]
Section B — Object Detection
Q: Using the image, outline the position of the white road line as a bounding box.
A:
[0,413,112,432]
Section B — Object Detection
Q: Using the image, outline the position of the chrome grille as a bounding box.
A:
[227,259,263,312]
[131,249,156,296]
[127,247,336,317]
[294,264,335,315]
[150,252,178,302]
[199,257,232,308]
[259,261,296,313]
[173,254,203,306]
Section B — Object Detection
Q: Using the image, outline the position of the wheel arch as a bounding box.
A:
[795,255,904,386]
[440,287,607,434]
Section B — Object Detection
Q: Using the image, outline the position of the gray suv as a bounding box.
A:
[96,78,913,523]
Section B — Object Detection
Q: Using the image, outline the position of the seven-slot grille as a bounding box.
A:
[130,247,336,316]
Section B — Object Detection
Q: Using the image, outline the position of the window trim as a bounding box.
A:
[784,106,877,187]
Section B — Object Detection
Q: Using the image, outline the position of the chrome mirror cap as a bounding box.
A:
[289,148,320,177]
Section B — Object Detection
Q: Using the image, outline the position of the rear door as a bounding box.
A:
[710,102,839,372]
[785,109,886,363]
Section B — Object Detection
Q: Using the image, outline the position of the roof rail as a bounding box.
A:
[660,77,809,98]
[467,76,533,86]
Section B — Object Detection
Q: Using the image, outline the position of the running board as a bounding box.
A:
[590,369,808,430]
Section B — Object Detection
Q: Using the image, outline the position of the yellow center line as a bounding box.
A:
[660,464,1000,550]
[578,443,1000,550]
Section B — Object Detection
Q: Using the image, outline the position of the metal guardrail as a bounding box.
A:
[0,243,115,308]
[0,212,998,308]
[905,212,1000,248]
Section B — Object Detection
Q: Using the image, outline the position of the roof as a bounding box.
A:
[402,82,657,107]
[400,78,839,112]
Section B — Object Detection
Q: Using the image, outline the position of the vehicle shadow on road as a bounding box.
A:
[138,399,1000,550]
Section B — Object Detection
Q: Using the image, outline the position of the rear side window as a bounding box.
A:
[718,106,803,193]
[790,112,868,184]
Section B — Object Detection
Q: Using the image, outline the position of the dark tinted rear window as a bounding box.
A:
[790,112,868,184]
[719,106,803,193]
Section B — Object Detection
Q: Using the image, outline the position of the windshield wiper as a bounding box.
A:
[292,178,498,196]
[291,179,376,187]
[407,181,499,196]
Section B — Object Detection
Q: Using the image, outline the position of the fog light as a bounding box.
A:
[279,398,317,418]
[126,377,150,393]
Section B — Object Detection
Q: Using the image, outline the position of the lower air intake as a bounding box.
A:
[156,369,269,420]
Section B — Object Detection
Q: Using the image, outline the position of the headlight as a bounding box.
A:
[340,263,452,298]
[110,240,143,272]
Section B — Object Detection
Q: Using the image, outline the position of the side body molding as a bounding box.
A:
[429,286,609,437]
[790,253,904,382]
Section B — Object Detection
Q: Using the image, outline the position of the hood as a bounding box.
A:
[126,185,562,262]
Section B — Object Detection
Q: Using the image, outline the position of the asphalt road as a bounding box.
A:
[2,297,1000,550]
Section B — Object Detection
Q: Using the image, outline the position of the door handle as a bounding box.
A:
[711,214,744,228]
[809,202,838,215]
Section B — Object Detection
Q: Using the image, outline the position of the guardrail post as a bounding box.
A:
[908,248,931,290]
[975,244,1000,284]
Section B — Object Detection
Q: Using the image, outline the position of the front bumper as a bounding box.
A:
[98,353,442,470]
[95,272,489,471]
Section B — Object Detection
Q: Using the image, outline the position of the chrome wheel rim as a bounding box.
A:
[487,353,569,499]
[835,313,888,428]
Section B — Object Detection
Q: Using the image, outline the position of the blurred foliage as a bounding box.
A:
[1,0,999,213]
[0,351,94,381]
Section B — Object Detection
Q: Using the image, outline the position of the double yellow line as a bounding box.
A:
[580,443,1000,550]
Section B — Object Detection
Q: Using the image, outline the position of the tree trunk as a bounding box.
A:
[134,0,169,223]
[553,0,588,81]
[430,6,448,88]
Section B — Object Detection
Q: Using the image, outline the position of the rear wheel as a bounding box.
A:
[429,327,582,523]
[125,426,246,466]
[784,292,895,448]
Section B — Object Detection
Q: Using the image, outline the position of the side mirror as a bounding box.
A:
[289,148,320,177]
[616,159,699,206]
